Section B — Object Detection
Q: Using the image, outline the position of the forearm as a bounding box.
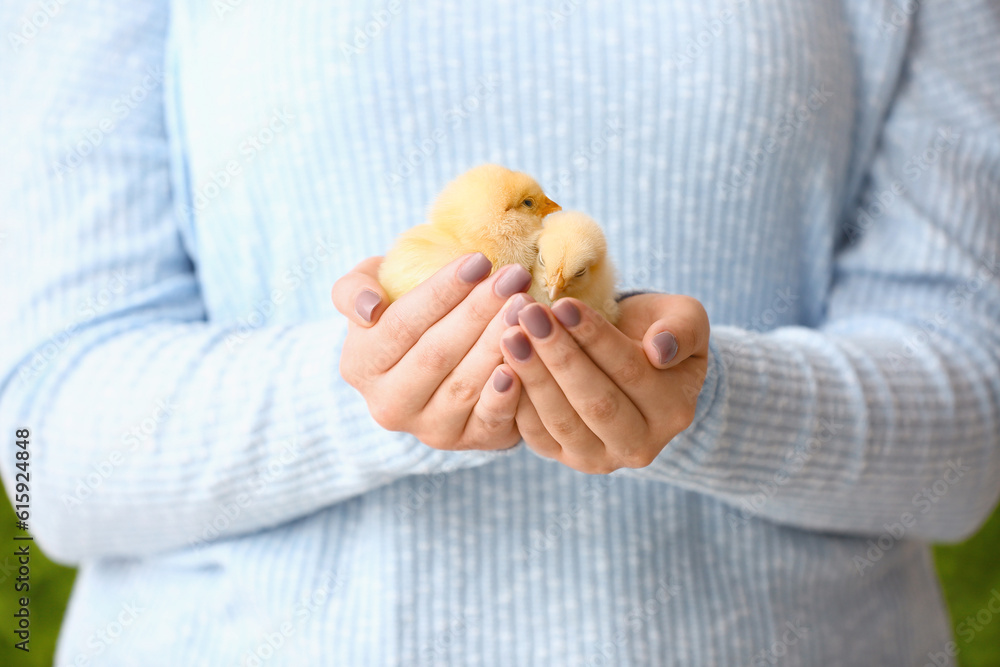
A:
[627,306,1000,540]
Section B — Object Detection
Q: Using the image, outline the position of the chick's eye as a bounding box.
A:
[575,267,587,277]
[538,257,545,268]
[522,198,534,208]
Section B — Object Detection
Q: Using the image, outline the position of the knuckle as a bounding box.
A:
[545,345,576,375]
[613,355,646,387]
[567,454,618,475]
[666,402,698,435]
[620,447,657,469]
[422,432,455,450]
[547,414,580,440]
[465,293,498,325]
[416,344,453,375]
[445,376,481,404]
[583,391,620,423]
[368,400,404,432]
[428,277,461,308]
[381,310,418,346]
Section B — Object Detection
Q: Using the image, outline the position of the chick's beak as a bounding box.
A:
[539,197,561,216]
[548,274,566,302]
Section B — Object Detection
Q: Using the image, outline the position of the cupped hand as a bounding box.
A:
[332,253,532,451]
[499,293,710,473]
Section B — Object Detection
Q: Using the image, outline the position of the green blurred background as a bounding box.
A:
[0,486,998,666]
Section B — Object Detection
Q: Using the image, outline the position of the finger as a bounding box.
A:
[500,322,606,463]
[387,263,533,414]
[423,292,533,432]
[332,256,388,327]
[362,252,493,379]
[512,389,563,459]
[641,296,710,369]
[550,298,655,405]
[514,302,645,449]
[459,365,523,450]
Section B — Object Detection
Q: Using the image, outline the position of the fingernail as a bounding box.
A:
[503,330,532,362]
[458,252,493,283]
[355,289,381,322]
[551,300,580,328]
[504,293,534,326]
[653,331,678,365]
[493,369,513,393]
[520,304,552,339]
[494,264,532,298]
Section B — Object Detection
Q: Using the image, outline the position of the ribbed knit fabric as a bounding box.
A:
[2,0,999,665]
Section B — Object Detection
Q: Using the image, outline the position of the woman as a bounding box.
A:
[1,0,998,664]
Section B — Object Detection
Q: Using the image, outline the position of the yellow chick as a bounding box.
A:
[528,211,621,324]
[378,164,561,302]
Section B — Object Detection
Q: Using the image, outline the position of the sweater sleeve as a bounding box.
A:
[624,0,1000,542]
[0,1,504,564]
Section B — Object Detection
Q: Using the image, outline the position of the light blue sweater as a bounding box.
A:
[2,0,999,664]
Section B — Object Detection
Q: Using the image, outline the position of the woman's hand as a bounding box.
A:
[332,253,532,451]
[500,293,710,473]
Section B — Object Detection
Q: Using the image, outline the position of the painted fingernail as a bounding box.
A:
[493,369,514,393]
[503,330,532,362]
[458,252,493,283]
[494,264,532,298]
[520,304,552,339]
[653,331,678,365]
[551,299,580,328]
[504,293,534,326]
[355,289,381,322]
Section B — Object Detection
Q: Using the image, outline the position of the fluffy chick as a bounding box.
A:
[528,211,620,324]
[378,164,561,302]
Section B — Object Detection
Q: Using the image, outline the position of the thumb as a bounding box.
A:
[332,256,389,327]
[640,296,710,370]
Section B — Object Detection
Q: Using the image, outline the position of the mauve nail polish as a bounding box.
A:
[492,370,513,392]
[503,331,532,361]
[458,252,493,283]
[520,304,552,339]
[504,294,532,326]
[494,264,532,297]
[652,331,678,365]
[354,289,381,322]
[551,300,580,328]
